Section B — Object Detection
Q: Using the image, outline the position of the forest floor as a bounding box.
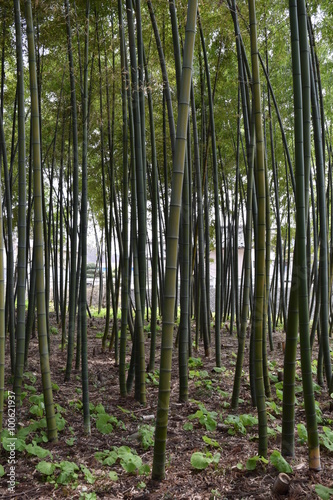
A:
[1,309,333,499]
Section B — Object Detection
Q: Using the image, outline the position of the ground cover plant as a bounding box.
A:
[1,312,333,498]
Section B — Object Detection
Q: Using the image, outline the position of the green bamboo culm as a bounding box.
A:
[126,0,146,316]
[281,246,299,458]
[198,11,220,363]
[178,129,191,403]
[126,47,146,403]
[191,82,210,355]
[232,116,255,408]
[132,238,146,405]
[248,0,267,458]
[309,19,332,392]
[0,22,6,422]
[0,120,4,434]
[13,0,27,411]
[125,49,136,396]
[24,0,57,442]
[0,100,15,379]
[80,0,91,435]
[0,111,15,375]
[152,0,198,480]
[118,0,129,396]
[147,0,176,158]
[126,0,147,400]
[64,0,79,382]
[145,52,159,373]
[229,0,255,409]
[291,0,321,470]
[169,0,191,402]
[96,14,110,352]
[281,4,302,452]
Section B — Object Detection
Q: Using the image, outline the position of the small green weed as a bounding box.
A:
[80,493,97,500]
[315,484,333,500]
[246,451,292,473]
[90,403,125,434]
[188,403,218,431]
[80,463,96,484]
[146,371,159,386]
[191,451,220,470]
[320,426,333,452]
[245,455,269,470]
[1,396,66,455]
[50,326,58,335]
[66,437,76,446]
[24,372,37,384]
[270,450,293,473]
[266,400,282,417]
[36,460,82,486]
[210,489,221,499]
[223,414,258,436]
[212,366,226,374]
[189,369,209,380]
[95,446,150,475]
[202,435,220,448]
[138,424,155,450]
[297,423,307,444]
[188,357,203,369]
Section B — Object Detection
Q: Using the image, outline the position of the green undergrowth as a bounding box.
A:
[95,446,150,475]
[0,379,152,494]
[1,389,66,457]
[245,450,293,474]
[36,460,94,488]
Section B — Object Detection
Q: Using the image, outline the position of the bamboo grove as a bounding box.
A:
[0,0,332,480]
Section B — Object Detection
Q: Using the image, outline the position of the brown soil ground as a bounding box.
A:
[0,310,333,499]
